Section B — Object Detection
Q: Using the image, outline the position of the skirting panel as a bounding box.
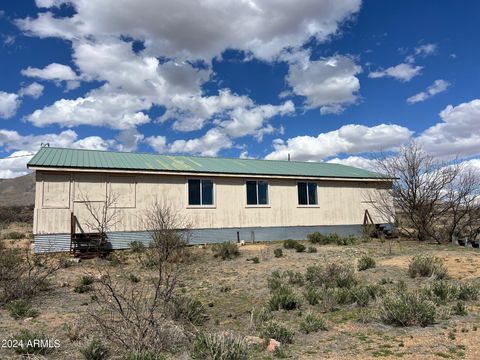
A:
[34,224,363,253]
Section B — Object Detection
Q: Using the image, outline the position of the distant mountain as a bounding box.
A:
[0,172,35,206]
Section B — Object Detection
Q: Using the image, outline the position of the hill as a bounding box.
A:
[0,172,35,206]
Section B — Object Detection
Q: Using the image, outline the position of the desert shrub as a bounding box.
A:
[285,270,304,286]
[5,299,39,319]
[124,352,166,360]
[267,271,283,291]
[319,287,339,312]
[192,331,249,360]
[273,248,283,258]
[268,285,301,311]
[336,235,357,246]
[261,320,294,344]
[305,263,357,289]
[452,301,467,316]
[59,256,75,268]
[171,295,208,326]
[299,313,328,334]
[304,287,321,305]
[106,252,123,267]
[0,240,58,304]
[80,338,109,360]
[408,255,448,279]
[251,306,273,329]
[3,231,24,240]
[424,281,458,304]
[357,255,376,271]
[457,282,478,301]
[12,329,55,355]
[295,243,306,252]
[74,276,94,293]
[212,242,240,260]
[307,246,317,253]
[273,345,287,358]
[63,321,83,342]
[283,239,298,249]
[379,291,436,327]
[129,274,140,283]
[350,286,371,307]
[307,232,328,244]
[251,256,260,264]
[129,240,145,253]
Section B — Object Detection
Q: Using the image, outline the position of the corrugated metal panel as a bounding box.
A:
[33,225,364,253]
[28,147,386,179]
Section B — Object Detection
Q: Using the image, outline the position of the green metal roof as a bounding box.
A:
[27,147,388,179]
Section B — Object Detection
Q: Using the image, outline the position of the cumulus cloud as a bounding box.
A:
[169,128,232,156]
[407,79,450,104]
[265,123,413,161]
[0,91,21,118]
[0,151,33,178]
[285,54,361,114]
[369,63,422,82]
[19,82,45,99]
[18,0,361,61]
[418,99,480,158]
[327,156,377,171]
[146,135,167,153]
[0,128,116,152]
[21,62,80,89]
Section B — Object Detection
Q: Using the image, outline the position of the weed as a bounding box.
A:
[80,338,109,360]
[285,270,304,286]
[307,232,328,244]
[261,320,294,344]
[250,256,260,264]
[307,246,317,253]
[106,252,123,267]
[268,285,301,311]
[5,299,39,319]
[171,295,208,325]
[452,301,467,316]
[273,248,283,258]
[294,243,306,252]
[457,282,478,301]
[129,240,145,253]
[300,312,328,334]
[12,329,54,355]
[423,281,458,304]
[358,255,376,271]
[74,276,94,293]
[128,274,140,283]
[305,263,357,289]
[212,242,240,260]
[283,239,298,249]
[63,321,83,342]
[304,287,321,305]
[380,291,436,327]
[408,255,448,279]
[251,306,273,329]
[192,331,249,360]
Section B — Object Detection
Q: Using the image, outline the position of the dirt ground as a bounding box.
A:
[1,223,480,359]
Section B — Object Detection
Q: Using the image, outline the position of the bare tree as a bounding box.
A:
[372,142,480,243]
[78,190,120,235]
[88,200,193,354]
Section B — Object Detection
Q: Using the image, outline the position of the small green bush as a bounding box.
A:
[261,320,294,344]
[285,270,304,286]
[307,232,328,244]
[5,299,39,319]
[251,306,273,329]
[319,287,339,312]
[251,256,260,264]
[192,331,249,360]
[295,243,306,252]
[268,285,301,311]
[305,263,357,289]
[129,240,145,253]
[307,246,317,253]
[357,255,376,271]
[74,276,94,293]
[268,270,303,290]
[283,239,298,249]
[452,301,467,316]
[12,329,54,355]
[171,295,208,325]
[299,313,328,334]
[105,252,123,267]
[457,283,478,301]
[408,255,448,279]
[380,291,436,327]
[336,235,357,246]
[273,248,283,258]
[304,287,321,305]
[3,231,24,240]
[267,270,283,291]
[424,281,458,304]
[212,242,240,260]
[80,338,109,360]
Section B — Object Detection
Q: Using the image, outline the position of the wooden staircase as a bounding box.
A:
[70,213,111,258]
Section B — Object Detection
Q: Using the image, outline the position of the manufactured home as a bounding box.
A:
[27,147,393,253]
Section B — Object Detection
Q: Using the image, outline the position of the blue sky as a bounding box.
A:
[0,0,479,178]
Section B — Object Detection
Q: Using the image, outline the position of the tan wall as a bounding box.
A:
[33,170,392,234]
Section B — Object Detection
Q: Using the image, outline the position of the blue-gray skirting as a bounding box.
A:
[33,224,363,253]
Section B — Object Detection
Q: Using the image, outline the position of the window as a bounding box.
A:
[188,179,214,206]
[298,182,318,205]
[246,180,269,205]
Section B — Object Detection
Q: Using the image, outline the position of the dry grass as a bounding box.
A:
[1,230,480,359]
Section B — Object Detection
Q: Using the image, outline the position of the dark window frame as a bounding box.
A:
[245,180,269,206]
[297,181,318,206]
[187,178,215,207]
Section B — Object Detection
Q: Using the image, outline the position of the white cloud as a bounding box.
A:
[415,43,437,56]
[327,156,377,171]
[369,63,422,82]
[418,99,480,158]
[116,129,144,152]
[0,128,116,152]
[0,151,33,178]
[286,54,361,114]
[146,135,167,153]
[0,91,21,118]
[265,123,412,161]
[19,0,361,62]
[19,82,44,99]
[168,128,233,156]
[407,79,450,104]
[21,63,79,91]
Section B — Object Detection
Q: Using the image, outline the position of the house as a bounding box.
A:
[27,146,393,253]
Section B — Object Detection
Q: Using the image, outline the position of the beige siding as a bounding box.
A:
[33,170,392,234]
